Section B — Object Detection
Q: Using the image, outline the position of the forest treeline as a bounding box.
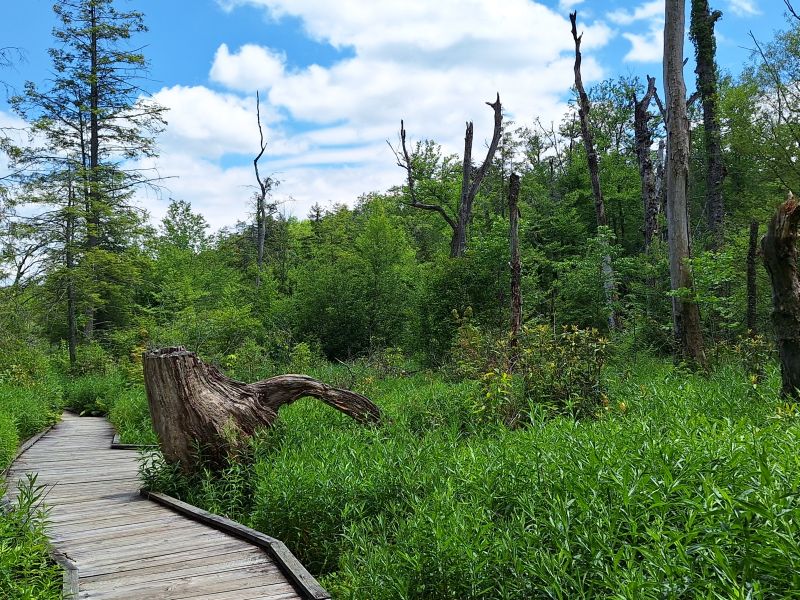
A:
[0,1,797,377]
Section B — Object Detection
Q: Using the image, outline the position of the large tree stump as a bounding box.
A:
[762,193,800,398]
[143,347,381,469]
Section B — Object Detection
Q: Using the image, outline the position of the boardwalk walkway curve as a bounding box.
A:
[6,413,323,600]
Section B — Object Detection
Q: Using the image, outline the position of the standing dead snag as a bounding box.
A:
[253,90,275,289]
[762,194,800,398]
[143,347,381,470]
[392,95,503,258]
[508,173,522,371]
[664,0,706,366]
[570,11,619,330]
[632,76,660,252]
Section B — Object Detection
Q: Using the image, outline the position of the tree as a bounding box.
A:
[393,95,503,258]
[253,91,276,289]
[9,0,166,344]
[762,194,800,397]
[690,0,725,248]
[632,76,660,251]
[160,199,208,253]
[664,0,706,365]
[570,11,619,330]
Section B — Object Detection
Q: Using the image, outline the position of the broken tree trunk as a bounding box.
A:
[633,76,659,252]
[570,11,619,331]
[747,219,759,334]
[508,173,522,371]
[762,194,800,398]
[143,347,381,469]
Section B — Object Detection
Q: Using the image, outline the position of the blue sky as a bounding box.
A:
[0,0,789,229]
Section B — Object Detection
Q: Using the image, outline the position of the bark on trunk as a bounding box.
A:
[570,12,607,228]
[762,194,800,397]
[633,76,659,252]
[690,0,725,248]
[656,139,667,242]
[143,347,382,469]
[747,219,759,334]
[66,177,77,367]
[570,11,618,330]
[664,0,706,365]
[84,3,100,340]
[450,95,503,258]
[508,173,522,370]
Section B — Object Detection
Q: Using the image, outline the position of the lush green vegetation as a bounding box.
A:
[136,357,800,599]
[2,1,800,598]
[0,476,63,600]
[0,342,64,597]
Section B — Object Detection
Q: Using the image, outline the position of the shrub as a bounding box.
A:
[0,475,63,599]
[108,386,157,445]
[62,370,126,416]
[0,412,19,468]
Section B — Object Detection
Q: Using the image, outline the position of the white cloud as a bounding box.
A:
[559,0,585,11]
[728,0,760,16]
[210,44,287,92]
[148,0,615,230]
[622,24,664,63]
[608,0,663,25]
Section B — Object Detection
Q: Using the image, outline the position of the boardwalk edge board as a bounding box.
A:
[110,433,157,450]
[141,489,332,600]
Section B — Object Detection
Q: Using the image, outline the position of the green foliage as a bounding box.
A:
[108,386,157,445]
[62,370,126,416]
[139,360,800,599]
[0,413,19,469]
[735,334,773,386]
[0,475,63,599]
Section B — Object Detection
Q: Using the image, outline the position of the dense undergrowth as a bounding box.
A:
[130,355,800,599]
[0,342,64,598]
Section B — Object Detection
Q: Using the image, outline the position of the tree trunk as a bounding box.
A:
[66,177,77,368]
[143,347,382,469]
[570,11,618,330]
[656,139,667,242]
[450,95,503,258]
[747,219,759,334]
[633,76,659,252]
[508,173,522,370]
[762,194,800,397]
[84,3,100,340]
[690,0,725,248]
[664,0,706,366]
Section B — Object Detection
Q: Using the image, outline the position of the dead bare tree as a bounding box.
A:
[632,76,660,252]
[392,95,503,258]
[664,0,707,366]
[508,173,522,371]
[570,11,619,330]
[747,219,759,334]
[253,91,275,289]
[144,347,382,469]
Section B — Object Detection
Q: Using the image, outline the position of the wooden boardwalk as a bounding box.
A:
[6,413,306,600]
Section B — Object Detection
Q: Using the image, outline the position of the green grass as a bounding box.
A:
[138,358,800,599]
[0,365,64,598]
[108,386,157,445]
[0,476,63,600]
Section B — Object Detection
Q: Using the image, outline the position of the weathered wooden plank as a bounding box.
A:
[4,413,321,600]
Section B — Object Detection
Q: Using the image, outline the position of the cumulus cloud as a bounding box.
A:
[622,25,664,63]
[728,0,760,16]
[142,0,615,229]
[608,0,664,25]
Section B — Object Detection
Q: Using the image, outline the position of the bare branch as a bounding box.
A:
[390,120,457,231]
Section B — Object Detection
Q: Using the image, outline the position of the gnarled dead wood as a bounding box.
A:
[762,193,800,397]
[143,347,381,469]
